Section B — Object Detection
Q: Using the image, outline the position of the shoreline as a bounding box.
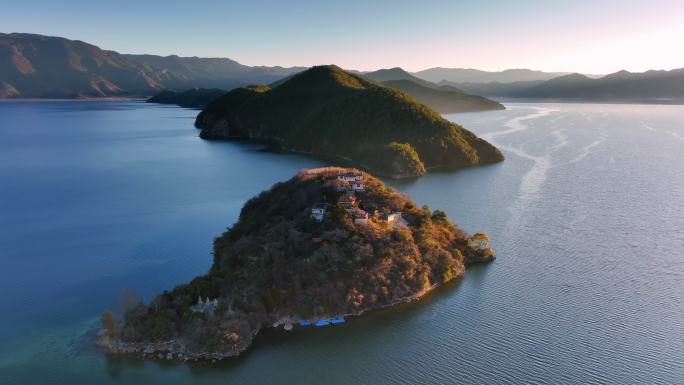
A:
[99,248,494,363]
[0,97,148,102]
[98,281,445,362]
[3,97,684,107]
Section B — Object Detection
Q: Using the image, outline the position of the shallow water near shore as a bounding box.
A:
[1,100,682,384]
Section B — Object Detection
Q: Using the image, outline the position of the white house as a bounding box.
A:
[191,296,219,313]
[334,179,349,191]
[353,208,369,224]
[311,203,329,221]
[384,212,408,227]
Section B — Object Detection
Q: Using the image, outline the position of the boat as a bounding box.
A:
[330,317,345,324]
[315,320,330,327]
[299,320,312,326]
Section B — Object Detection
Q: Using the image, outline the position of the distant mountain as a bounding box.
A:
[441,80,546,97]
[413,68,569,84]
[511,69,684,102]
[381,79,503,113]
[363,67,504,113]
[364,67,437,88]
[147,88,227,108]
[195,65,503,178]
[0,33,304,98]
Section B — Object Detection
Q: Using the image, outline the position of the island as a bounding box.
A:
[195,65,504,178]
[98,167,495,361]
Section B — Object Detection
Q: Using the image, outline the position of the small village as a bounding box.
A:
[311,170,408,227]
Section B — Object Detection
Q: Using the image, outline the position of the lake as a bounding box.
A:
[0,100,682,384]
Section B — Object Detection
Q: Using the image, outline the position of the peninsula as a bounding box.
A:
[98,167,495,361]
[195,65,504,178]
[147,88,227,108]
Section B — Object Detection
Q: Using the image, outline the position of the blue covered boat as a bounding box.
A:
[299,320,312,326]
[315,320,330,327]
[330,317,346,324]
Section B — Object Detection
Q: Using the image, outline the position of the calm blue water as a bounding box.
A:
[0,101,682,384]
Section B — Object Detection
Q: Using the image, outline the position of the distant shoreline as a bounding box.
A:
[493,97,684,106]
[0,97,148,102]
[3,97,684,107]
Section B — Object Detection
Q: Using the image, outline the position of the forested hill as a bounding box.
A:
[99,167,495,360]
[195,65,504,178]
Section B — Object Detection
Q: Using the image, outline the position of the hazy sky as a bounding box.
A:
[2,0,683,73]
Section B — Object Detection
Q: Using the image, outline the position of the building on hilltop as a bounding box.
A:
[383,212,408,227]
[337,171,364,183]
[338,194,357,212]
[334,178,350,191]
[336,171,364,191]
[350,180,364,191]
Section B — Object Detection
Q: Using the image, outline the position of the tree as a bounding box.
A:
[101,310,120,338]
[431,210,448,224]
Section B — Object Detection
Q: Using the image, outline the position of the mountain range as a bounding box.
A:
[0,33,303,98]
[507,69,684,102]
[412,68,569,84]
[414,69,684,103]
[2,32,683,104]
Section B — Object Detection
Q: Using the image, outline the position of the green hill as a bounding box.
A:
[195,65,503,178]
[98,167,495,360]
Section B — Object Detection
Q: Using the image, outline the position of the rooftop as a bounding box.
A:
[353,208,368,217]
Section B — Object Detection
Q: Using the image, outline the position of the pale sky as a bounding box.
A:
[2,0,683,73]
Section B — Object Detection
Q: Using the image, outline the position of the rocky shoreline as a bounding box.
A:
[98,332,254,362]
[98,244,494,362]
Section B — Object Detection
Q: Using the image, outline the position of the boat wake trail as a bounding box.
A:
[485,107,559,232]
[483,107,556,141]
[563,135,607,165]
